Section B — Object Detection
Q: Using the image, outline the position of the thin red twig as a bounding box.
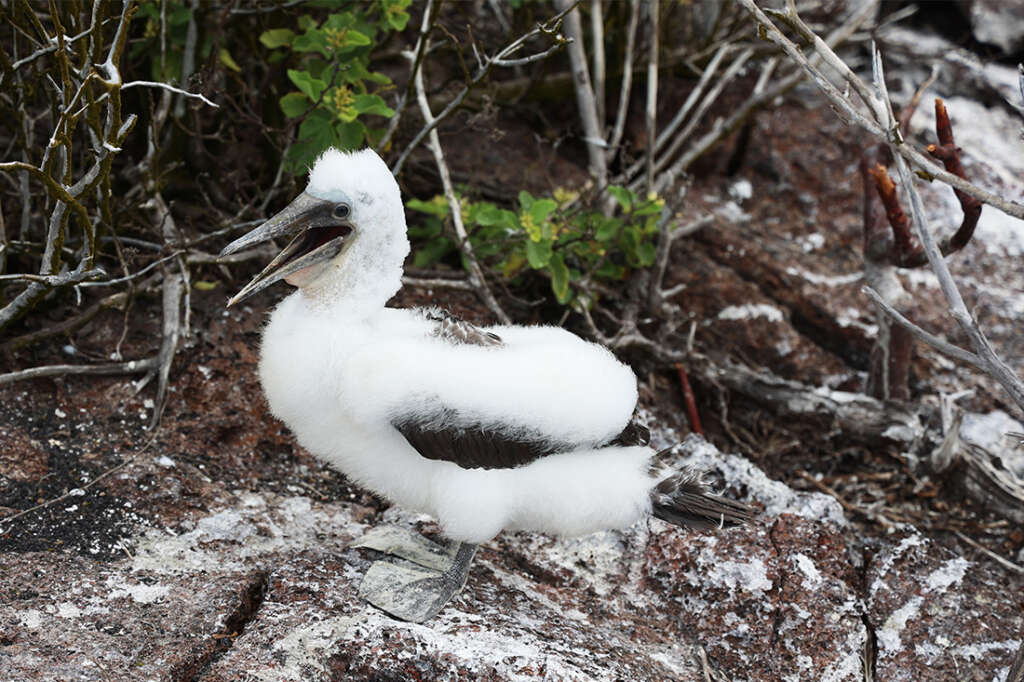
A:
[674,363,704,435]
[866,99,981,268]
[868,163,923,265]
[925,98,982,255]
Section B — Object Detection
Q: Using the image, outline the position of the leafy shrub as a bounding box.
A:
[260,0,411,173]
[408,187,664,307]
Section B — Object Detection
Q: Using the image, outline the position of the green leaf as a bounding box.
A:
[284,108,339,173]
[362,69,392,85]
[297,109,335,148]
[323,12,357,32]
[517,190,534,212]
[387,10,410,31]
[352,93,394,117]
[336,120,366,149]
[525,239,552,269]
[407,196,450,218]
[168,5,192,26]
[486,208,518,231]
[344,29,372,46]
[549,253,570,302]
[219,48,241,72]
[469,202,500,226]
[287,69,327,102]
[529,198,557,225]
[297,15,318,32]
[279,92,309,118]
[284,139,320,174]
[192,280,219,291]
[620,225,640,251]
[381,0,412,31]
[259,28,295,48]
[607,185,633,212]
[293,29,329,57]
[636,241,657,266]
[407,217,443,239]
[321,14,371,50]
[595,216,621,241]
[502,251,527,278]
[334,102,359,123]
[365,126,386,147]
[303,58,331,81]
[633,199,663,217]
[595,262,626,279]
[413,237,454,268]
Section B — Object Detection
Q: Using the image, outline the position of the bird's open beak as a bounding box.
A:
[217,192,353,307]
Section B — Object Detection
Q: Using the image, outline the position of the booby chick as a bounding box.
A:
[218,148,752,623]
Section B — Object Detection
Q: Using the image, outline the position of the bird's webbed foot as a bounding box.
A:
[351,525,476,623]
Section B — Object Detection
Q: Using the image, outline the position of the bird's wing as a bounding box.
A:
[394,410,649,471]
[423,308,503,347]
[378,307,641,469]
[397,309,541,469]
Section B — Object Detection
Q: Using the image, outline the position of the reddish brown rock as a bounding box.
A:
[0,552,265,681]
[867,534,1024,681]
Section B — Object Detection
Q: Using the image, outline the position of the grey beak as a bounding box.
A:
[218,192,354,307]
[219,192,330,259]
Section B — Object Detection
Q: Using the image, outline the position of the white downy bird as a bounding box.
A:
[219,148,751,622]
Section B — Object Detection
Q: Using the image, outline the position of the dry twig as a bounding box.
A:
[736,0,1024,221]
[392,3,572,177]
[0,356,158,388]
[871,52,1024,414]
[555,0,607,187]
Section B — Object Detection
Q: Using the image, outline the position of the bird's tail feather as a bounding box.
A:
[650,470,754,530]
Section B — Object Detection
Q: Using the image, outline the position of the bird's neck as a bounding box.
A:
[298,243,407,319]
[297,266,398,319]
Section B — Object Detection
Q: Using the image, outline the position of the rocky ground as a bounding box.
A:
[3,10,1024,682]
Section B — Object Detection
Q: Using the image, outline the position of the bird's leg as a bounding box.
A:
[354,527,477,623]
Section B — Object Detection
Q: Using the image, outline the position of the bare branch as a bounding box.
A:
[149,271,183,431]
[555,0,607,187]
[0,356,158,387]
[0,267,105,285]
[402,275,475,291]
[606,0,640,159]
[378,0,438,152]
[870,50,1024,414]
[121,80,218,108]
[491,41,567,68]
[644,0,659,192]
[0,289,132,353]
[952,531,1024,576]
[413,53,511,325]
[622,44,729,181]
[392,4,572,177]
[590,0,606,131]
[862,286,986,372]
[736,0,1024,221]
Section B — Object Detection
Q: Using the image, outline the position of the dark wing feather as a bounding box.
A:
[651,471,754,529]
[395,417,559,470]
[424,308,502,347]
[609,417,650,447]
[400,308,643,471]
[394,409,651,472]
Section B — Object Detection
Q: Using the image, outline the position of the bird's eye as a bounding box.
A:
[333,203,351,219]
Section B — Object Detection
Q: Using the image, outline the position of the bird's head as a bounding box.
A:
[218,148,409,308]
